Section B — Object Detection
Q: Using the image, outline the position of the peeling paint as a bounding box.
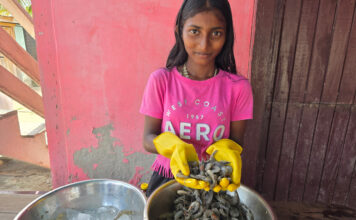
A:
[73,123,155,184]
[68,174,72,183]
[68,173,79,184]
[129,166,145,187]
[66,128,70,136]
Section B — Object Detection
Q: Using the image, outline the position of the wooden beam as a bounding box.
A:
[0,0,34,39]
[270,201,356,219]
[0,26,40,84]
[0,65,44,117]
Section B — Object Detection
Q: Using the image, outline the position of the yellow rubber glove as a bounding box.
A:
[153,132,205,189]
[206,139,243,191]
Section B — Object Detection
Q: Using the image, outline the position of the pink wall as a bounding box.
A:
[0,111,48,167]
[32,0,256,188]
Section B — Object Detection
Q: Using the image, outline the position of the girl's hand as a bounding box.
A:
[153,132,201,183]
[206,139,243,191]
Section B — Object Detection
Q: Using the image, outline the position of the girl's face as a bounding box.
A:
[182,9,226,66]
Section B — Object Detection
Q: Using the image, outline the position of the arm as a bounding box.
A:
[143,115,162,154]
[229,120,247,146]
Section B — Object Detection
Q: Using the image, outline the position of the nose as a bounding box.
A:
[199,34,210,50]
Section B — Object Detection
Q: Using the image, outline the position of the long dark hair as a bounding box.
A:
[166,0,236,74]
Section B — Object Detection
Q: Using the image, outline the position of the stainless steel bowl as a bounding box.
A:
[15,179,146,220]
[144,180,276,220]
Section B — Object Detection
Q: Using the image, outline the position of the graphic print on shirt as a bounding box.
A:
[163,96,229,145]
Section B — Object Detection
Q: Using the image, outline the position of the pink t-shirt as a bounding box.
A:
[140,67,253,177]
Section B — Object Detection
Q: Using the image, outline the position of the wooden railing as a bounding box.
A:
[0,0,43,117]
[0,1,49,167]
[0,0,35,38]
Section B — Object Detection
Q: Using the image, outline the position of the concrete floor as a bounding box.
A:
[0,156,51,191]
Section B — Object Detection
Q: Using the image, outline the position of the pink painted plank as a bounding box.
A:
[275,0,319,201]
[0,27,40,84]
[32,0,69,188]
[0,65,44,117]
[31,0,257,188]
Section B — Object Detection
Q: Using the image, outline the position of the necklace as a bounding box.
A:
[182,63,218,79]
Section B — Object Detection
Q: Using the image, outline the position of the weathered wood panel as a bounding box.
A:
[276,0,320,201]
[262,0,301,200]
[300,0,338,203]
[251,0,356,209]
[333,106,356,206]
[318,106,351,203]
[320,0,355,103]
[316,0,355,204]
[243,0,285,189]
[270,201,356,219]
[337,7,356,106]
[332,7,356,206]
[289,104,318,201]
[345,107,356,207]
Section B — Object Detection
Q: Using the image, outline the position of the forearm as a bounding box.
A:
[229,136,244,146]
[143,116,162,154]
[143,133,159,154]
[229,120,247,147]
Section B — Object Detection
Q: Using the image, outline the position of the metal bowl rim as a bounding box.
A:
[144,180,277,220]
[14,179,147,220]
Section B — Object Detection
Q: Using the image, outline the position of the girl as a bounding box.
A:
[140,0,253,197]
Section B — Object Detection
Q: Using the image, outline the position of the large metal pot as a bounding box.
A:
[144,180,276,220]
[14,179,146,220]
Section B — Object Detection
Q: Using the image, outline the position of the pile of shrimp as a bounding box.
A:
[159,152,254,220]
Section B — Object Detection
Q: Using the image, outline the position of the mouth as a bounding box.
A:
[194,52,212,58]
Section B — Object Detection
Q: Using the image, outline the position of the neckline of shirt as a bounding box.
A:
[172,66,223,85]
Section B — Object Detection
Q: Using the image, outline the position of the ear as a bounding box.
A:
[175,25,179,34]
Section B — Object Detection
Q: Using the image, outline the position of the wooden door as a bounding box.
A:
[243,0,356,209]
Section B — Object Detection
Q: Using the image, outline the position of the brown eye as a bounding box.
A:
[189,29,199,35]
[212,31,222,37]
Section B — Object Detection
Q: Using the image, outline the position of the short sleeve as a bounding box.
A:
[139,69,167,119]
[231,79,254,121]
